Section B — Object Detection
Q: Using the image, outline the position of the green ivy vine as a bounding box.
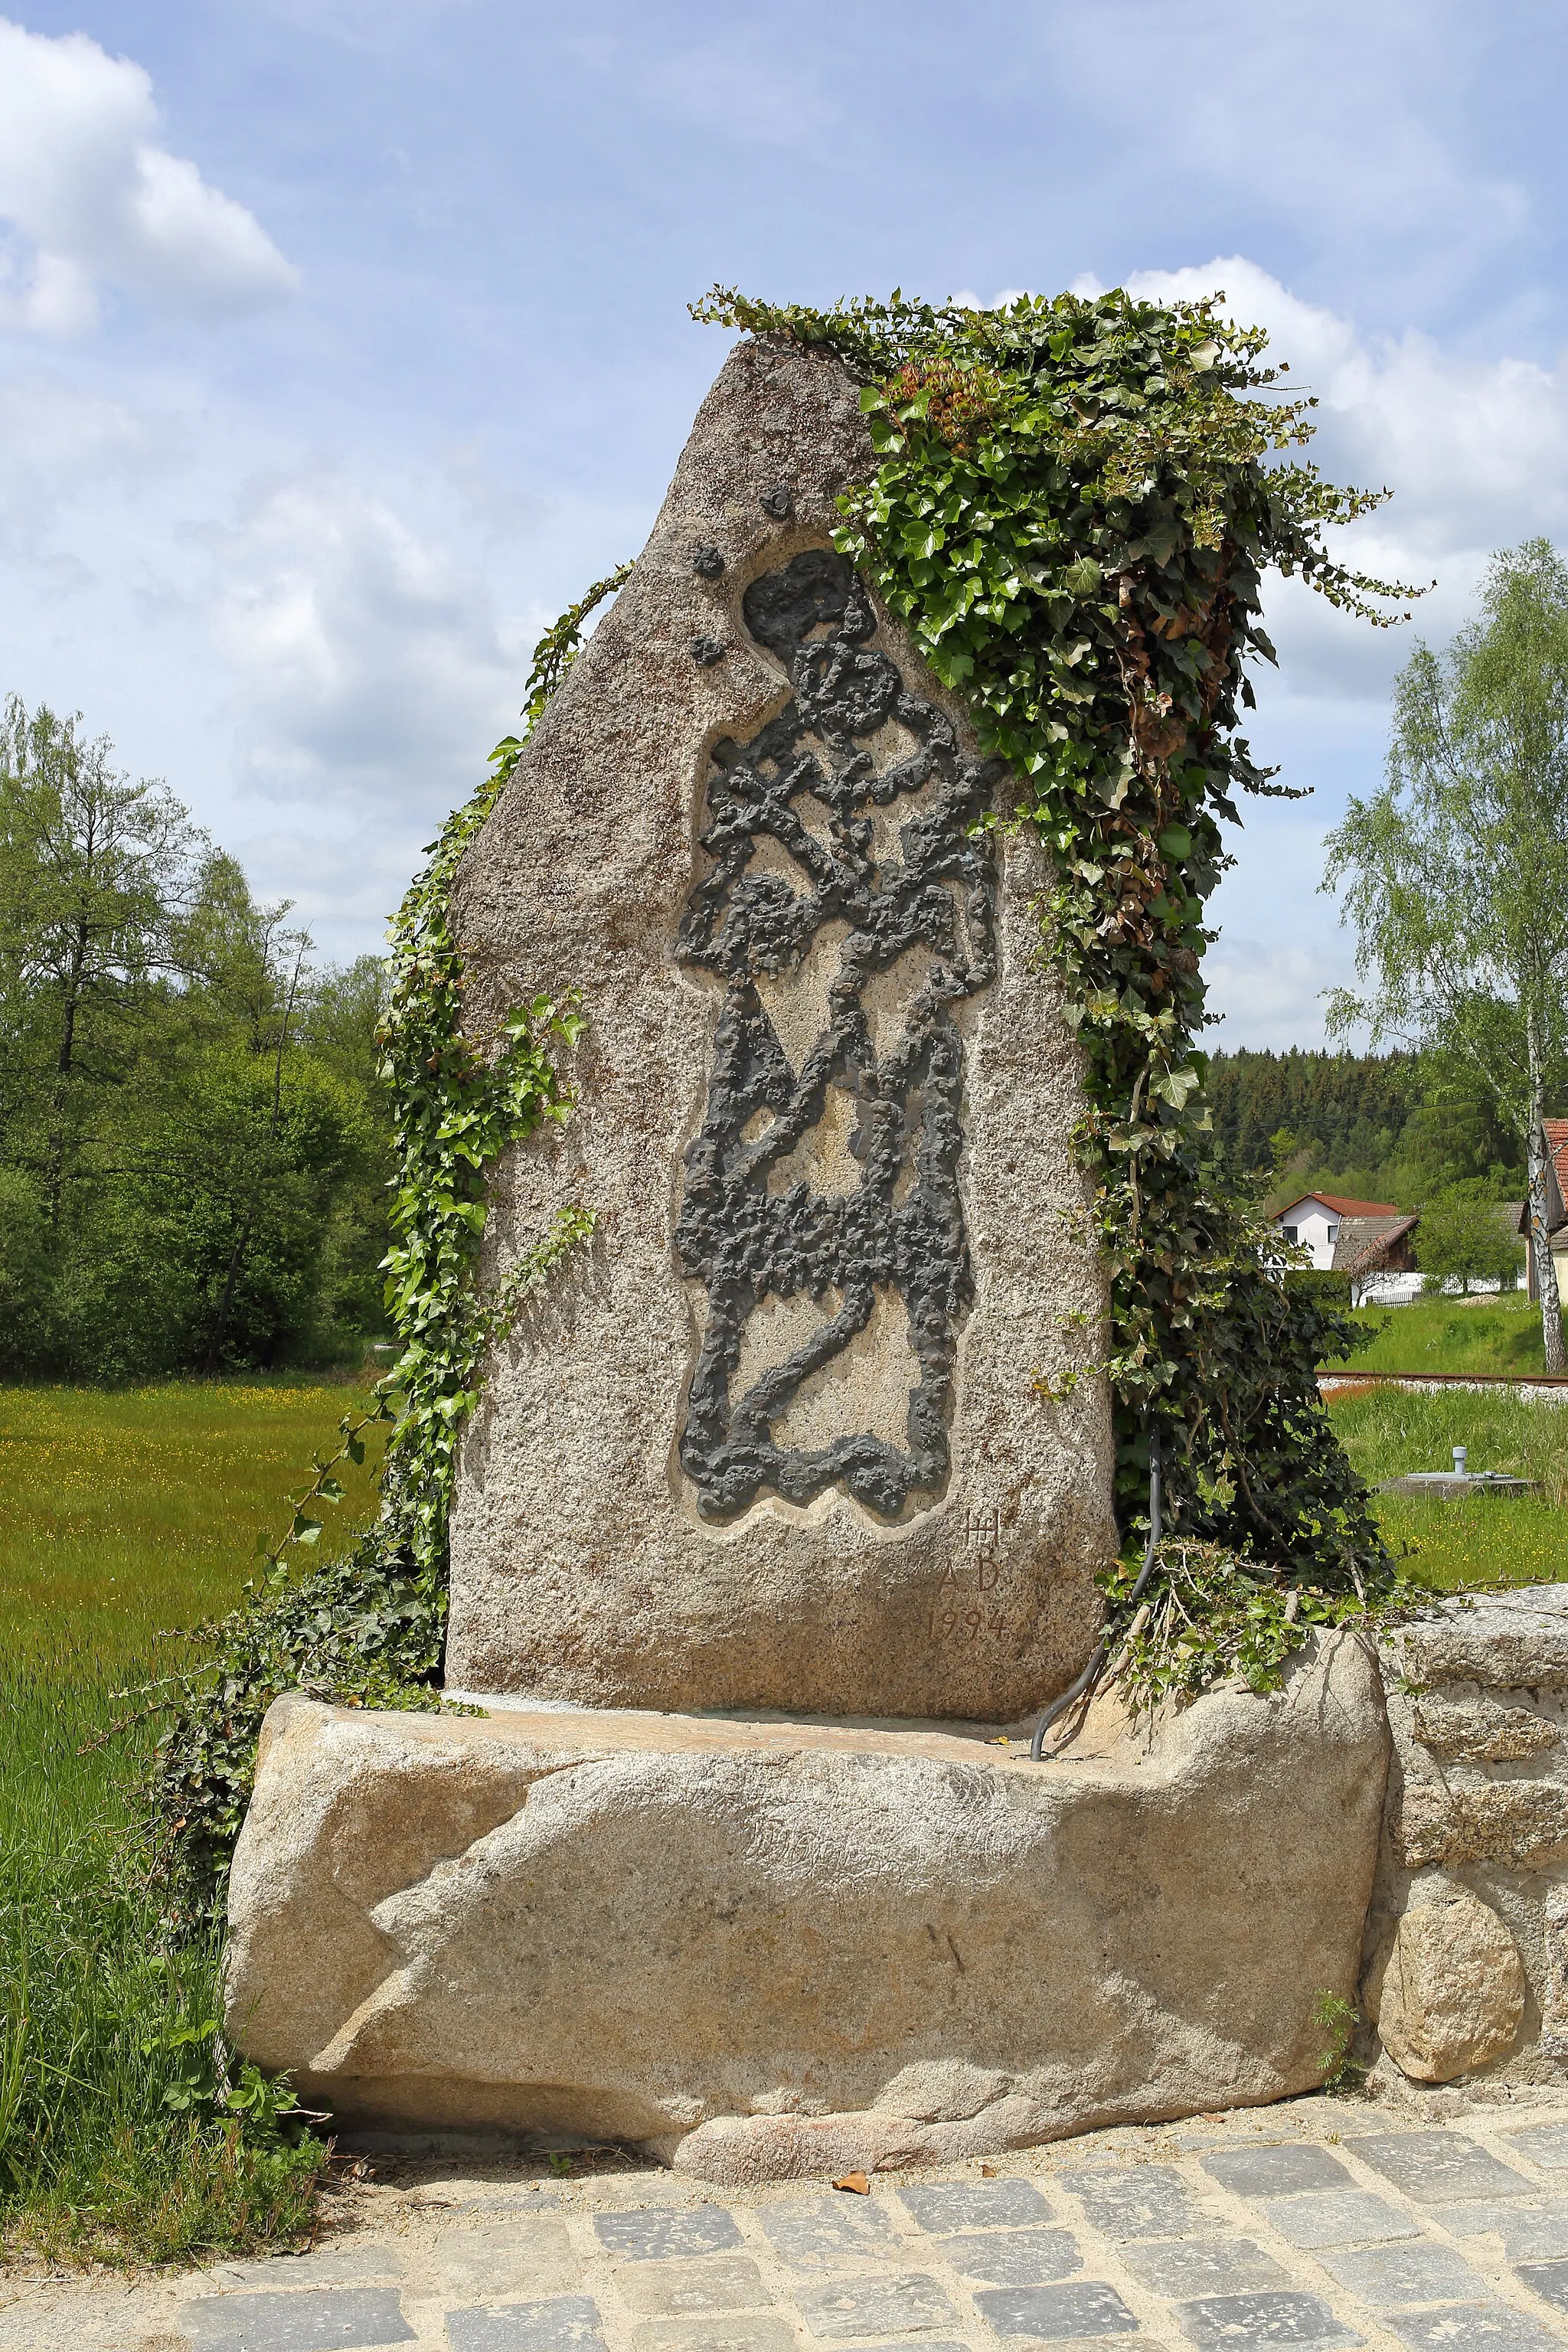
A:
[693,284,1422,1674]
[145,570,629,1900]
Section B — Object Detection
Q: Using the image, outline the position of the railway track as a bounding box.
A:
[1320,1368,1568,1392]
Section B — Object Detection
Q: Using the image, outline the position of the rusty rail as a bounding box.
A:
[1320,1370,1568,1390]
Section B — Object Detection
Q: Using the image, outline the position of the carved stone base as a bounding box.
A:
[226,1642,1389,2184]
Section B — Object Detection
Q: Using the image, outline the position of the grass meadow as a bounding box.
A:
[2,1354,1565,2262]
[0,1378,382,2264]
[1339,1289,1556,1377]
[1328,1380,1568,1590]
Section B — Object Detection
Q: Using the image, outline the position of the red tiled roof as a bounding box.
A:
[1547,1119,1568,1197]
[1276,1192,1402,1221]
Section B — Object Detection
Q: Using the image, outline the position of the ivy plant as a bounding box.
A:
[694,284,1422,1668]
[144,571,628,1900]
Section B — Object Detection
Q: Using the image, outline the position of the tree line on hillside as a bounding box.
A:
[1207,1047,1530,1209]
[0,697,390,1381]
[1207,1046,1532,1295]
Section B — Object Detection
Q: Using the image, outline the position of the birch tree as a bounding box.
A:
[1324,540,1568,1370]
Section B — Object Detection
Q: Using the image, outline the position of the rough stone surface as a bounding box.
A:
[1410,1690,1562,1764]
[225,1633,1387,2174]
[445,336,1113,1721]
[1367,1589,1568,2092]
[1368,1883,1527,2082]
[1393,1595,1568,1694]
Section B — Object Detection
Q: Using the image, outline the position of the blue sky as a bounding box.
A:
[1,1,1564,1044]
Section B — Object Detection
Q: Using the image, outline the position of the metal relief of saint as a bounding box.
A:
[675,550,1000,1521]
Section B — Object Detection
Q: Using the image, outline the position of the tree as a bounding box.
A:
[0,696,205,1215]
[1416,1183,1524,1295]
[1324,541,1568,1369]
[0,690,394,1377]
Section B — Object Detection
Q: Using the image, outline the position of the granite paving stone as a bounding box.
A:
[898,2180,1054,2233]
[1504,2127,1568,2174]
[1199,2149,1354,2201]
[1173,2290,1360,2346]
[1382,2308,1566,2350]
[795,2270,960,2339]
[629,2318,799,2352]
[446,2295,609,2352]
[1116,2240,1290,2298]
[1514,2256,1568,2313]
[612,2253,773,2314]
[1263,2191,1419,2251]
[33,2101,1568,2352]
[1315,2243,1488,2308]
[755,2194,897,2269]
[1063,2166,1214,2239]
[1428,2200,1568,2260]
[182,2286,417,2350]
[1349,2133,1536,2205]
[207,2249,405,2288]
[593,2206,743,2259]
[436,2220,582,2295]
[974,2281,1141,2338]
[937,2229,1083,2283]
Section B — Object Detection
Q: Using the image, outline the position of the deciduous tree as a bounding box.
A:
[1325,541,1568,1370]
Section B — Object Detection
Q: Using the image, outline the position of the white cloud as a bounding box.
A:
[1063,255,1568,1044]
[1204,937,1351,1053]
[207,471,527,815]
[0,370,176,556]
[1067,257,1568,714]
[1124,259,1568,549]
[0,17,297,332]
[948,286,1032,312]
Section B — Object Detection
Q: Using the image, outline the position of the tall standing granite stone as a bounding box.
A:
[446,337,1115,1721]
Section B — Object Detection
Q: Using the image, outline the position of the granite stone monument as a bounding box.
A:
[445,335,1115,1721]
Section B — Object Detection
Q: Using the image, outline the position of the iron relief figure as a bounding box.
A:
[676,549,1001,1521]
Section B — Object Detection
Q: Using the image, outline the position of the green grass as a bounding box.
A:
[1338,1289,1560,1377]
[0,1377,384,2265]
[1327,1382,1568,1592]
[0,1375,383,1679]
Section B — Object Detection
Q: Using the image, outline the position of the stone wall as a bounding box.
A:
[1367,1587,1568,2090]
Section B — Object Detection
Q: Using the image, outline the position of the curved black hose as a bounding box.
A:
[1030,1426,1162,1761]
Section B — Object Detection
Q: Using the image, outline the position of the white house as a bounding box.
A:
[1272,1192,1422,1304]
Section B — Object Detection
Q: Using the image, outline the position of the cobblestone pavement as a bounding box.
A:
[13,2099,1568,2352]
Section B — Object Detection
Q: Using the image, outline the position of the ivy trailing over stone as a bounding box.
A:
[145,570,629,1900]
[693,285,1419,1660]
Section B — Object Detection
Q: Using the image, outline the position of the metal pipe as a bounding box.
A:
[1030,1425,1162,1762]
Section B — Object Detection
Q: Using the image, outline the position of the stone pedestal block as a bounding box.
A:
[1367,1587,1568,2088]
[224,1633,1390,2182]
[445,335,1113,1722]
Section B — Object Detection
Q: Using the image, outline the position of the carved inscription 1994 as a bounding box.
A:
[675,550,1000,1521]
